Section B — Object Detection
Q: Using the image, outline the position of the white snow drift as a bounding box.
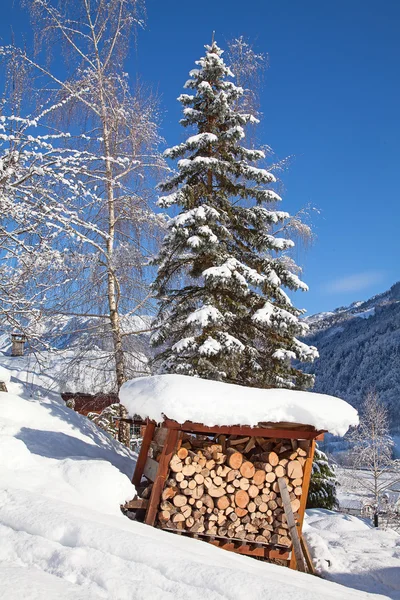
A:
[120,374,359,436]
[0,367,384,599]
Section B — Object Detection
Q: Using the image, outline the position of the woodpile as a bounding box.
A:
[156,433,309,547]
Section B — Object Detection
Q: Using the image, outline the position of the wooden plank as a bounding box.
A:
[300,535,315,575]
[143,456,159,482]
[297,438,316,530]
[210,540,289,560]
[161,528,290,560]
[132,421,155,487]
[289,438,316,570]
[123,498,149,510]
[145,428,180,527]
[278,477,307,573]
[163,419,324,440]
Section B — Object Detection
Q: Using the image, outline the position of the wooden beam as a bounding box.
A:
[145,428,180,527]
[209,539,289,560]
[163,419,324,440]
[297,438,315,530]
[300,535,315,575]
[289,438,316,570]
[132,421,155,487]
[278,477,307,573]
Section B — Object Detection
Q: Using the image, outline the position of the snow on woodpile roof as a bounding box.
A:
[120,374,358,437]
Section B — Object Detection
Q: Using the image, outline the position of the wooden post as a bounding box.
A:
[132,421,156,487]
[300,535,315,575]
[289,438,316,570]
[278,477,307,573]
[145,427,179,527]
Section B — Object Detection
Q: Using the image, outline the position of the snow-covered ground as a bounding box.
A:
[305,510,400,599]
[1,366,396,599]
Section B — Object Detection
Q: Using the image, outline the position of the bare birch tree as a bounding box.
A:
[5,0,166,389]
[346,391,400,526]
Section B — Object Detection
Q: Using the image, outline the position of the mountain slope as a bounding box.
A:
[303,282,400,429]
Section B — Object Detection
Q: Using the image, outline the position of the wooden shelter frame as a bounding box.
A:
[129,418,323,571]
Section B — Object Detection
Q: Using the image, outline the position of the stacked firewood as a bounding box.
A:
[157,435,308,546]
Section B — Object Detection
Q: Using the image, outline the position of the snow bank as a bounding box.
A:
[0,391,136,515]
[0,365,11,383]
[120,374,358,436]
[305,509,400,599]
[0,383,385,598]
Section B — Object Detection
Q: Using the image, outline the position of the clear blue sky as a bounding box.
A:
[1,0,399,315]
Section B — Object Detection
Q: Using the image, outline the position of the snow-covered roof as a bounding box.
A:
[119,374,358,436]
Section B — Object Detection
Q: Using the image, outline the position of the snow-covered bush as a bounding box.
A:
[307,446,338,510]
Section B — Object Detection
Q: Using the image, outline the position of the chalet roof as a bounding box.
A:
[120,374,358,437]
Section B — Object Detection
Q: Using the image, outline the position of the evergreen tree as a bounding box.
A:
[151,41,318,389]
[307,447,338,510]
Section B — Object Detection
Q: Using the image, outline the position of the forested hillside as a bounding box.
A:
[303,282,400,430]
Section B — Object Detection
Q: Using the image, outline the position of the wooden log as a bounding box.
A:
[173,494,188,508]
[202,494,214,510]
[229,437,250,446]
[191,484,204,500]
[172,513,185,523]
[217,496,230,510]
[208,485,226,498]
[244,437,256,453]
[252,470,265,486]
[182,464,196,477]
[161,486,178,501]
[226,469,239,482]
[275,465,286,478]
[235,507,248,518]
[234,490,250,509]
[169,455,183,473]
[265,472,276,483]
[248,484,259,499]
[267,452,279,467]
[177,447,188,460]
[240,461,255,479]
[226,448,243,469]
[216,465,231,478]
[239,478,250,491]
[287,460,303,480]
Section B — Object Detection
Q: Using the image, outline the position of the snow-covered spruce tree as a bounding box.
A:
[307,447,338,510]
[151,41,318,389]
